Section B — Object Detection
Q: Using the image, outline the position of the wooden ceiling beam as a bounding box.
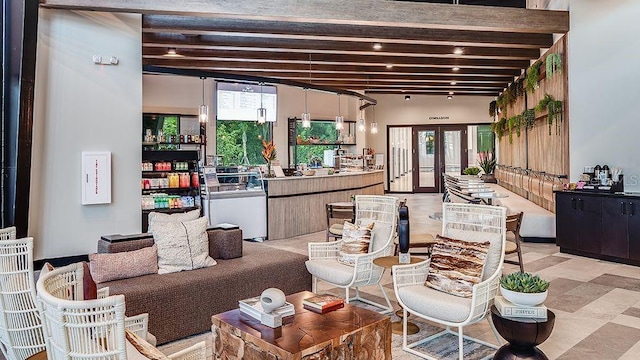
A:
[209,71,515,82]
[366,90,497,96]
[41,0,569,34]
[142,33,541,59]
[195,69,519,79]
[322,84,504,90]
[141,17,554,48]
[142,49,529,69]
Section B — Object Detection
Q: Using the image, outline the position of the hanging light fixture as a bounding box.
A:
[335,94,344,130]
[257,82,267,124]
[370,105,378,134]
[357,99,366,132]
[301,54,312,128]
[198,77,208,123]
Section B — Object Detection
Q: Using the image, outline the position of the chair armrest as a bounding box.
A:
[308,240,342,260]
[392,260,430,289]
[124,313,149,339]
[469,272,502,321]
[167,341,206,360]
[97,287,109,299]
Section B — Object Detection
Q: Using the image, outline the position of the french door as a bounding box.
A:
[412,125,468,193]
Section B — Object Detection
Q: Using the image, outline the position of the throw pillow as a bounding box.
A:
[39,262,98,300]
[424,235,490,298]
[89,246,159,283]
[152,217,217,274]
[147,209,200,233]
[125,330,168,360]
[337,221,375,266]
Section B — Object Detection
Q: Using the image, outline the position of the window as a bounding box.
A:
[216,121,271,166]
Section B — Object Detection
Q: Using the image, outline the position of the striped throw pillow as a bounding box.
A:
[425,235,490,298]
[337,222,375,266]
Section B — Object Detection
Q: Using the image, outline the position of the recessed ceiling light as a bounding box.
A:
[449,91,454,95]
[452,67,460,71]
[450,81,457,85]
[447,95,453,100]
[386,64,394,69]
[453,47,464,55]
[404,95,411,101]
[163,48,184,58]
[373,43,382,50]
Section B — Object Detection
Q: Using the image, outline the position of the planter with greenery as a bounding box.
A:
[463,166,481,176]
[506,115,522,144]
[478,152,496,183]
[535,94,563,135]
[546,53,562,79]
[261,139,277,177]
[526,61,542,93]
[522,109,536,130]
[489,100,497,118]
[500,272,550,306]
[491,117,507,141]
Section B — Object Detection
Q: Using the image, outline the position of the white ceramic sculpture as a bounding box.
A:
[260,288,286,313]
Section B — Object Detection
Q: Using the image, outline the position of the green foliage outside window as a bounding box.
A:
[216,120,270,166]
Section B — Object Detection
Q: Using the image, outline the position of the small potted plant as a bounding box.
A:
[463,166,481,176]
[478,151,497,183]
[500,272,550,306]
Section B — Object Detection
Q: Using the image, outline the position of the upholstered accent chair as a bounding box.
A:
[37,263,205,360]
[392,203,507,360]
[306,195,399,313]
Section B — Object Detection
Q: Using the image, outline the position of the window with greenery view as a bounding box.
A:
[216,120,271,166]
[293,120,356,166]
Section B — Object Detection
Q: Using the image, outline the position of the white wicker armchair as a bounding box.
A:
[36,263,205,360]
[0,226,16,240]
[392,203,506,360]
[0,237,46,360]
[306,195,399,313]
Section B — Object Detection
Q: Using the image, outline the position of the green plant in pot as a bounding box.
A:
[477,152,496,183]
[500,272,550,306]
[463,166,481,176]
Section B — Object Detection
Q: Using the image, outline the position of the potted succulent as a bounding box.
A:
[500,272,550,306]
[478,151,497,183]
[463,166,481,176]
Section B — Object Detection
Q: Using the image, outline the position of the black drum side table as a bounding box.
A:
[490,305,555,360]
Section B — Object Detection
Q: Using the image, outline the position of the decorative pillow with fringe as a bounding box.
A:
[337,221,374,266]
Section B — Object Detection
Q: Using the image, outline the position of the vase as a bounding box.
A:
[260,288,286,313]
[481,173,497,183]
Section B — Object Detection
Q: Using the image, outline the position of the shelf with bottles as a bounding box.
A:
[141,192,199,211]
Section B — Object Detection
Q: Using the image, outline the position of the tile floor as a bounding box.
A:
[159,194,640,359]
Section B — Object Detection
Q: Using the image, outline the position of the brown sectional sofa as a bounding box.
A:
[97,228,311,344]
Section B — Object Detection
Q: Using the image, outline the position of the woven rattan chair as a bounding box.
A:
[325,203,356,242]
[0,237,46,360]
[392,203,507,360]
[306,195,399,313]
[37,263,205,360]
[0,227,16,241]
[504,212,525,273]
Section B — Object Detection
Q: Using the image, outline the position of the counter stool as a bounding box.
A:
[504,212,525,272]
[325,203,355,242]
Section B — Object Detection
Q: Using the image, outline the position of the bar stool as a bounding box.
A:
[325,202,355,241]
[504,212,525,272]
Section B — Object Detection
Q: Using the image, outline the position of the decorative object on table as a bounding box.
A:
[500,271,549,306]
[494,296,547,320]
[478,151,497,183]
[302,294,344,312]
[397,200,410,264]
[261,139,276,177]
[462,166,481,176]
[261,288,287,313]
[239,292,295,328]
[491,306,555,360]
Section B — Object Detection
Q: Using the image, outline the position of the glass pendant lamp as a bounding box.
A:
[335,94,344,130]
[257,82,267,124]
[198,77,208,123]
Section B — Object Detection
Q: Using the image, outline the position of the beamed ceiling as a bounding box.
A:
[40,0,569,97]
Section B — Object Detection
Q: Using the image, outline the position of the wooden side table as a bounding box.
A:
[373,255,426,335]
[490,305,555,360]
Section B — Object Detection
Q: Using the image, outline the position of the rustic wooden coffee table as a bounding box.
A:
[211,291,391,359]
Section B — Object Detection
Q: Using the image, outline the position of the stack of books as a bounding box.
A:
[238,296,295,328]
[302,294,345,314]
[494,296,548,321]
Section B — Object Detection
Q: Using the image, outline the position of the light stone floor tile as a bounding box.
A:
[538,311,606,359]
[611,314,640,330]
[619,341,640,360]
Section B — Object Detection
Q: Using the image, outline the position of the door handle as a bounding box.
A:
[578,199,584,211]
[631,202,635,216]
[622,202,627,215]
[571,198,576,210]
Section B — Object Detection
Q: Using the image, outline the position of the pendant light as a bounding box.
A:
[301,55,312,128]
[198,77,208,123]
[370,105,378,134]
[335,94,344,130]
[257,82,267,124]
[357,99,366,132]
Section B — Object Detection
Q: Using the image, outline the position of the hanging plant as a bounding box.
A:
[522,109,536,130]
[536,94,563,135]
[489,100,497,117]
[491,117,507,141]
[496,93,507,116]
[526,61,541,93]
[507,115,522,144]
[546,53,562,79]
[506,82,518,106]
[515,78,526,97]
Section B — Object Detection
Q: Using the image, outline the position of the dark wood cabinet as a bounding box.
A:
[556,191,640,266]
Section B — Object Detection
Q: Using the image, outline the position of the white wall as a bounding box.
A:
[30,10,142,259]
[568,0,640,191]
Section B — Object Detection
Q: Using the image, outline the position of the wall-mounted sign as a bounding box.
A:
[429,116,450,120]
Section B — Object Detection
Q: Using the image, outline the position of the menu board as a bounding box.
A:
[216,82,277,122]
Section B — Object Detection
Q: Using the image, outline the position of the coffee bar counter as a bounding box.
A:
[265,170,384,240]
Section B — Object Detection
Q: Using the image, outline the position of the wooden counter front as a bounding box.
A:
[266,171,384,240]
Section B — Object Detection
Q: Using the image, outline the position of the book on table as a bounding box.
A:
[303,302,345,314]
[494,296,548,321]
[238,296,295,321]
[302,294,344,311]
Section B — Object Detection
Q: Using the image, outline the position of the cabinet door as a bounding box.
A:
[628,199,640,260]
[556,193,578,249]
[576,197,602,254]
[601,197,629,258]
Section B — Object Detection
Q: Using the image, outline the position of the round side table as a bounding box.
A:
[373,255,425,335]
[490,305,555,360]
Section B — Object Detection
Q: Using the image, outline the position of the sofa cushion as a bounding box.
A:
[398,284,472,323]
[305,259,354,286]
[425,235,489,298]
[89,246,159,283]
[153,217,216,274]
[147,209,200,233]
